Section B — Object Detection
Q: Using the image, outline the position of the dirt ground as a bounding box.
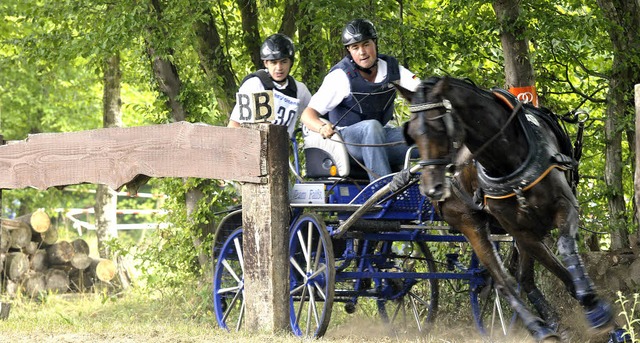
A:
[1,250,637,343]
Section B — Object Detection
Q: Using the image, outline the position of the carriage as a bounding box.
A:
[211,122,517,339]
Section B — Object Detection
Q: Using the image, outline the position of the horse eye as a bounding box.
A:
[445,164,456,176]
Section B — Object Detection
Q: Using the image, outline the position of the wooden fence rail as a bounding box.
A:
[0,121,289,333]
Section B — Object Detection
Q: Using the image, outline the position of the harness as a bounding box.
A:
[409,82,579,209]
[476,90,576,207]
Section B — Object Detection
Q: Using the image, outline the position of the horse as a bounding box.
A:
[401,76,620,342]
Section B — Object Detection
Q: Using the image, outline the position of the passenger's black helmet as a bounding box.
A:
[341,19,378,46]
[260,33,295,62]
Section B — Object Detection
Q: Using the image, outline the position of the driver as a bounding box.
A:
[300,19,421,181]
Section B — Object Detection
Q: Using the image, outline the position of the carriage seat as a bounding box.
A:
[302,119,370,180]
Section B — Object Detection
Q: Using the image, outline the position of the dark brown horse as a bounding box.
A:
[401,76,619,342]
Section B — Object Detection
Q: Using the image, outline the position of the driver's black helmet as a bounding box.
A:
[260,33,295,62]
[341,19,378,46]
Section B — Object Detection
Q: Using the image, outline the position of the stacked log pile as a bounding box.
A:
[1,210,116,297]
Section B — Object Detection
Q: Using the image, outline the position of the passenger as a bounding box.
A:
[300,18,421,181]
[228,33,312,138]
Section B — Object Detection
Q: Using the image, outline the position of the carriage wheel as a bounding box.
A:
[469,240,519,338]
[289,214,335,338]
[376,241,439,333]
[213,227,245,331]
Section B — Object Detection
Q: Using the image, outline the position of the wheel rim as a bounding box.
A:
[213,228,245,331]
[289,214,335,338]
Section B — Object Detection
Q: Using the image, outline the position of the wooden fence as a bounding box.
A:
[0,121,290,332]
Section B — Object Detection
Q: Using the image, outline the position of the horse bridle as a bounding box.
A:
[409,98,459,174]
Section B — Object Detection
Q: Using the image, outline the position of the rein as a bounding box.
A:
[409,99,523,166]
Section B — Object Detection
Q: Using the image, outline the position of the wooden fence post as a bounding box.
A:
[635,84,640,226]
[0,133,10,321]
[242,123,290,333]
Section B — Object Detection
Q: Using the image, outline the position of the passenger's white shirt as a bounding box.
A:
[307,59,421,115]
[230,73,312,137]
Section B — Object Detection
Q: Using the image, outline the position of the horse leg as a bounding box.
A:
[462,227,559,341]
[525,239,631,342]
[512,245,561,331]
[556,207,615,333]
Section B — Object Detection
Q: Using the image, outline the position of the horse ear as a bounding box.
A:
[393,83,414,102]
[402,122,415,146]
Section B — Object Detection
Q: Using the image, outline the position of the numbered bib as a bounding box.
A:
[235,90,300,126]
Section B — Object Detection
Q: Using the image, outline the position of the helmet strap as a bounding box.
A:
[353,58,378,75]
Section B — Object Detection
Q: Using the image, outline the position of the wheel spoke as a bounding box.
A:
[409,293,422,331]
[296,230,309,267]
[306,222,314,273]
[217,285,240,294]
[233,237,244,273]
[235,299,245,332]
[312,280,327,301]
[295,283,308,327]
[222,285,243,322]
[493,289,507,335]
[222,259,241,283]
[290,257,306,279]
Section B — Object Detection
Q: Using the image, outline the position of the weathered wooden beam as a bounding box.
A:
[242,123,290,333]
[635,84,640,225]
[0,122,266,190]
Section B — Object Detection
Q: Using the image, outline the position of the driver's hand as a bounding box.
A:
[319,124,335,139]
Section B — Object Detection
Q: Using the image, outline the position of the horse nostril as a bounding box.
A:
[426,184,444,199]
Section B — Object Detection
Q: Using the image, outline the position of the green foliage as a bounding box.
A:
[616,292,640,342]
[127,178,240,289]
[2,0,638,287]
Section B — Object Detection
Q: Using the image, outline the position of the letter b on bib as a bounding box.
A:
[235,90,274,123]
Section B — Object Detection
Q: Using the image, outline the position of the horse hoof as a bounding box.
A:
[607,328,632,343]
[585,299,614,332]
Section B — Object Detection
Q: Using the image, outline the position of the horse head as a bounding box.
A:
[403,77,462,201]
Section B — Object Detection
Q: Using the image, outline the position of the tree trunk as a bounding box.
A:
[95,184,118,258]
[635,84,640,228]
[193,8,237,115]
[147,0,187,122]
[185,186,215,281]
[278,0,298,38]
[298,4,327,90]
[596,0,640,250]
[95,52,122,259]
[236,0,262,70]
[492,0,538,106]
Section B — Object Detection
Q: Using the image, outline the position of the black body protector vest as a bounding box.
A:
[328,54,400,126]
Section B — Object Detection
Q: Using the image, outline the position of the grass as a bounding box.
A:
[0,286,531,343]
[1,281,637,343]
